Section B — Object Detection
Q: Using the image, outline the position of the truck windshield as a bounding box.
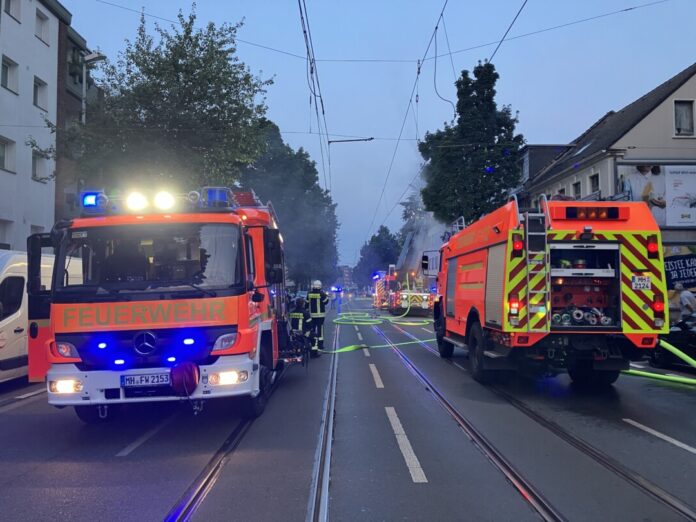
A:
[54,223,243,296]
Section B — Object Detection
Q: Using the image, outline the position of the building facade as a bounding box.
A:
[520,62,696,301]
[0,0,72,248]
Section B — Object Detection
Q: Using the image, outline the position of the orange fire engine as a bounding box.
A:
[423,197,669,387]
[27,188,292,422]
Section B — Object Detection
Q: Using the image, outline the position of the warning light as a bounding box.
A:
[126,192,148,211]
[647,236,659,258]
[82,193,97,207]
[509,294,520,315]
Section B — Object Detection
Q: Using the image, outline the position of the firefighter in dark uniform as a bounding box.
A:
[288,296,313,361]
[308,280,329,356]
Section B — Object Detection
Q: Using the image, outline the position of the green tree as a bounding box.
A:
[42,7,269,191]
[419,62,524,224]
[241,121,339,287]
[353,226,402,288]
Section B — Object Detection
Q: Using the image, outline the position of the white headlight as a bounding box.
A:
[126,192,148,211]
[154,191,175,210]
[49,379,83,393]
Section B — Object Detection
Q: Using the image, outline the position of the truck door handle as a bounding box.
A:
[14,327,24,334]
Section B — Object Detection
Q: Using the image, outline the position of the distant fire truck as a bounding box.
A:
[423,197,668,387]
[27,188,294,422]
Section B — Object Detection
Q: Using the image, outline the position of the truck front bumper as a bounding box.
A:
[46,354,258,406]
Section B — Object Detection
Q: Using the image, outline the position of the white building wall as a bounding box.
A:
[614,74,696,162]
[0,0,57,250]
[531,157,615,202]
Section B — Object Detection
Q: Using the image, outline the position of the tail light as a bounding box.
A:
[512,235,524,258]
[647,236,659,259]
[652,295,665,313]
[509,293,520,315]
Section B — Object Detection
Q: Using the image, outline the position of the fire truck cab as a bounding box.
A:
[424,198,669,387]
[27,188,289,422]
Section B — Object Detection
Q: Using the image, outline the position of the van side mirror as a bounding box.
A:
[421,254,429,271]
[264,228,284,285]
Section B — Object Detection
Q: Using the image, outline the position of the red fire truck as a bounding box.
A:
[27,188,293,422]
[423,197,669,387]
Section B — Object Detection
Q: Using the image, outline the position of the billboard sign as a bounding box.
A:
[617,164,696,227]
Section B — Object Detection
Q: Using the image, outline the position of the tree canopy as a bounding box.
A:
[419,62,524,224]
[353,226,402,288]
[58,8,270,191]
[241,121,339,288]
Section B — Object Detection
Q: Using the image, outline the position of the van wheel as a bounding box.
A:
[74,405,115,424]
[240,364,270,419]
[468,323,491,384]
[567,361,593,387]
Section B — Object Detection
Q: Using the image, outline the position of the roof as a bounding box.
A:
[529,61,696,188]
[39,0,72,24]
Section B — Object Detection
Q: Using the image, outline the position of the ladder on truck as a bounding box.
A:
[521,195,551,332]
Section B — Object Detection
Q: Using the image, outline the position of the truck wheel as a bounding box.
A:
[74,405,116,424]
[468,323,491,384]
[595,370,620,387]
[567,361,593,387]
[240,364,270,419]
[434,315,453,358]
[436,336,454,358]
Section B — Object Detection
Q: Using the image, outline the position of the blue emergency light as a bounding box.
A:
[82,193,98,207]
[372,273,381,281]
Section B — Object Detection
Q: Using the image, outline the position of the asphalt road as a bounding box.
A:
[1,298,694,521]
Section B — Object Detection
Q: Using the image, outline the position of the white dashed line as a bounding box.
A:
[623,418,696,456]
[385,406,428,483]
[116,414,178,457]
[453,362,467,371]
[363,348,371,357]
[421,327,431,334]
[15,388,46,400]
[353,325,359,332]
[357,332,363,341]
[0,394,44,414]
[369,363,385,389]
[630,362,647,369]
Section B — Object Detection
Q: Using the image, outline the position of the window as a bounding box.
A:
[1,56,19,93]
[4,0,20,21]
[33,76,47,109]
[32,152,45,180]
[573,181,581,198]
[245,234,256,281]
[0,137,16,172]
[558,188,566,196]
[0,276,25,320]
[675,100,694,137]
[35,9,49,43]
[590,174,600,193]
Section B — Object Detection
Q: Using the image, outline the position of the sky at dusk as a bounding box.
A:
[60,0,696,264]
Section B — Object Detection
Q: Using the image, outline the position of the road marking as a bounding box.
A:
[357,332,363,341]
[453,362,467,371]
[353,325,359,332]
[363,348,371,357]
[369,363,384,389]
[0,394,44,414]
[384,406,428,483]
[630,362,647,369]
[116,414,178,457]
[623,418,696,456]
[421,327,431,334]
[15,388,46,400]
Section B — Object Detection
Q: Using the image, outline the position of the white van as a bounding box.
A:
[0,250,62,384]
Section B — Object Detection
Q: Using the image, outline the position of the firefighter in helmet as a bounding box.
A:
[308,280,330,356]
[289,296,313,337]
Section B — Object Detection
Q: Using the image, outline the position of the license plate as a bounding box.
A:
[631,275,651,290]
[121,372,171,388]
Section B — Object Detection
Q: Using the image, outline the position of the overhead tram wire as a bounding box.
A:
[96,0,671,65]
[489,0,529,62]
[433,26,457,117]
[297,0,332,192]
[362,0,451,244]
[440,16,458,81]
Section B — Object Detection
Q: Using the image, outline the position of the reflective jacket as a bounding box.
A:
[289,308,312,334]
[308,290,329,318]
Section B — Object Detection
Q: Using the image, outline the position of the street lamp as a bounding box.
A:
[81,52,106,124]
